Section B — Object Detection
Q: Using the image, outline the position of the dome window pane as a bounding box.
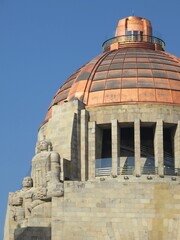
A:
[152,70,167,78]
[122,69,137,77]
[138,69,153,77]
[108,70,122,78]
[93,71,108,80]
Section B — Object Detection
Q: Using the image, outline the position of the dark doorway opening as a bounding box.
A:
[163,127,174,175]
[95,127,112,176]
[140,126,155,174]
[120,127,134,174]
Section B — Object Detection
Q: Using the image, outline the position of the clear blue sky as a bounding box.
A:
[0,0,180,238]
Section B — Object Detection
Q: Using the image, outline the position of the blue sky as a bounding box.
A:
[0,0,180,238]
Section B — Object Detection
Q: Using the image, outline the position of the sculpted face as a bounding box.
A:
[22,177,33,188]
[39,140,49,152]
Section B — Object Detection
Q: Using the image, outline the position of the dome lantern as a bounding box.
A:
[103,16,165,52]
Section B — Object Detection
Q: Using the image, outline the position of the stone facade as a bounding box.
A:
[6,178,180,240]
[4,101,180,239]
[4,139,63,240]
[37,102,180,180]
[51,178,180,240]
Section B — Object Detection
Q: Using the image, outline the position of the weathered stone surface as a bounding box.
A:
[14,227,51,240]
[50,179,180,240]
[4,139,63,240]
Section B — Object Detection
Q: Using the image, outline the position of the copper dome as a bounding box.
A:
[45,16,180,122]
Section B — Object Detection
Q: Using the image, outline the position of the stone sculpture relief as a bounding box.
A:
[9,177,33,223]
[9,137,63,226]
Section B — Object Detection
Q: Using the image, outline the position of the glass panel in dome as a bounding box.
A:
[137,63,151,69]
[75,71,91,82]
[138,69,153,77]
[137,78,154,88]
[101,59,112,65]
[62,80,73,90]
[111,58,124,63]
[151,63,165,70]
[91,81,106,92]
[175,66,180,73]
[124,58,137,62]
[123,63,137,69]
[167,71,180,80]
[108,70,122,78]
[93,71,108,80]
[109,63,124,70]
[105,79,121,89]
[54,89,69,103]
[154,78,170,89]
[163,65,177,72]
[122,69,137,77]
[96,65,110,72]
[122,78,137,88]
[152,70,167,78]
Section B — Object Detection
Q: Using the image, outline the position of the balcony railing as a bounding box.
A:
[95,158,112,177]
[95,167,112,176]
[95,164,180,177]
[141,166,158,175]
[102,34,165,52]
[118,166,135,175]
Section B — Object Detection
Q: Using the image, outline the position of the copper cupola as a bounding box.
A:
[103,16,165,52]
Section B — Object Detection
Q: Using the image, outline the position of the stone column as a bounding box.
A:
[134,119,141,176]
[174,121,180,170]
[60,158,64,181]
[154,119,164,176]
[88,121,96,179]
[80,109,89,181]
[111,119,119,176]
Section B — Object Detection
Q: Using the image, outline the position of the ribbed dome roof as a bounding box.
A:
[44,16,180,122]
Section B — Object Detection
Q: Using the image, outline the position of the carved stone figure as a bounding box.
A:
[9,177,33,222]
[32,137,60,188]
[8,138,63,227]
[29,137,63,213]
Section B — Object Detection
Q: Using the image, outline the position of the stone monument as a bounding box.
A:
[4,15,180,240]
[4,138,63,240]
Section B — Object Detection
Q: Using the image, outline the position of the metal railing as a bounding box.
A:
[118,166,135,175]
[95,167,112,176]
[95,157,179,177]
[95,165,180,177]
[95,158,112,176]
[141,166,158,175]
[164,167,176,176]
[102,34,165,52]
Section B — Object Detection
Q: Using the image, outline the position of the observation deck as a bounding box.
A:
[102,34,165,52]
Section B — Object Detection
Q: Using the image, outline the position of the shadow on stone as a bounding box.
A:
[14,227,51,240]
